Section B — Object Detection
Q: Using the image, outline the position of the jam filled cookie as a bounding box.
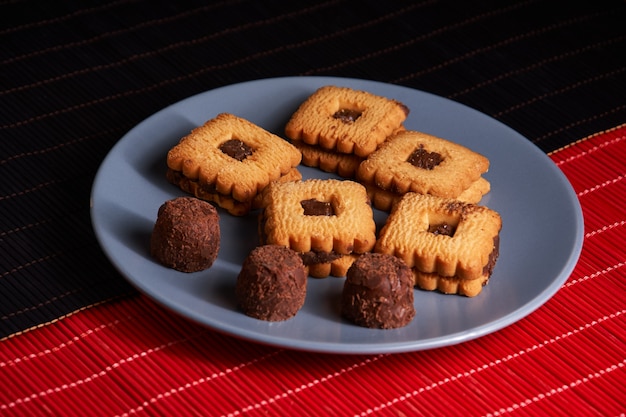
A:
[285,85,408,177]
[357,130,490,209]
[259,179,376,278]
[364,176,491,212]
[167,113,302,216]
[375,192,501,297]
[292,140,366,179]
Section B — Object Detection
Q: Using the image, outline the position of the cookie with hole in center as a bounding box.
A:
[167,113,302,216]
[285,86,409,178]
[285,86,409,157]
[357,130,490,201]
[375,192,501,297]
[364,176,491,212]
[259,179,376,278]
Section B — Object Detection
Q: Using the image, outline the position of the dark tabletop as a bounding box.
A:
[3,0,626,337]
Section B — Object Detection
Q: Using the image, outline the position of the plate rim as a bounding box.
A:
[91,76,584,354]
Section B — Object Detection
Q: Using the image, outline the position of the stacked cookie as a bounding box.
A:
[375,193,501,297]
[285,86,409,178]
[356,130,491,211]
[166,113,302,216]
[259,179,376,278]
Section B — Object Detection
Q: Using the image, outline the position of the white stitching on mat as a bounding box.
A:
[535,103,626,144]
[0,296,132,342]
[393,6,601,85]
[484,358,626,417]
[0,254,60,278]
[577,174,624,197]
[0,1,242,66]
[564,261,625,288]
[223,355,384,417]
[0,219,50,237]
[113,350,284,417]
[585,221,626,239]
[0,0,133,36]
[0,320,120,368]
[111,353,383,416]
[547,123,626,156]
[303,0,506,76]
[354,310,624,417]
[0,181,60,201]
[494,67,626,118]
[449,34,626,99]
[0,0,406,131]
[0,0,335,95]
[553,134,626,166]
[0,289,78,322]
[0,127,124,165]
[0,327,245,411]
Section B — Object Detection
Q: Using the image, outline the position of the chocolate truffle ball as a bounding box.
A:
[150,197,220,272]
[341,253,415,329]
[236,245,307,321]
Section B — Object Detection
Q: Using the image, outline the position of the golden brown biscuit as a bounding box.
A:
[375,192,501,296]
[457,176,491,203]
[306,254,359,279]
[363,176,491,212]
[412,270,490,298]
[167,113,302,215]
[285,86,409,157]
[291,125,406,179]
[167,167,301,216]
[292,141,365,178]
[357,130,490,199]
[260,179,376,277]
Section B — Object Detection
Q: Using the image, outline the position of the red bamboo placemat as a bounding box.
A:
[1,125,625,416]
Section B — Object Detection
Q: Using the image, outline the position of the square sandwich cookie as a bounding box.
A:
[357,130,491,211]
[285,85,409,178]
[259,179,376,278]
[375,192,501,297]
[166,113,302,216]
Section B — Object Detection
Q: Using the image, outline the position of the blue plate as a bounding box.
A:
[91,77,584,354]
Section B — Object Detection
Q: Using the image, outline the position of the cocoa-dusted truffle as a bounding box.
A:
[236,245,307,321]
[341,252,415,329]
[150,197,220,272]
